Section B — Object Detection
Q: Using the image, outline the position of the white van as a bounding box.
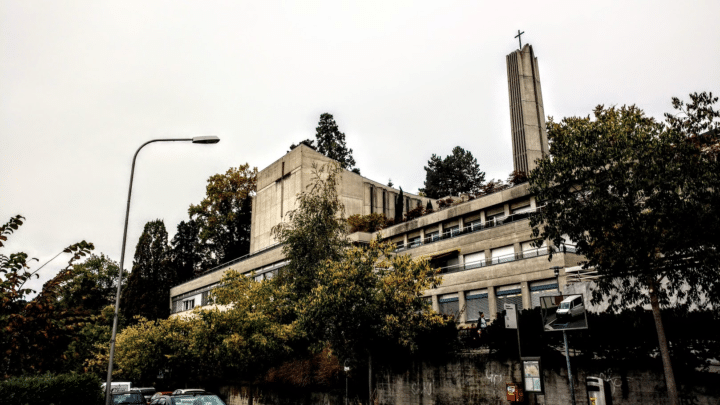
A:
[556,295,584,320]
[101,381,132,393]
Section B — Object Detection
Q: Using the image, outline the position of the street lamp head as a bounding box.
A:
[191,136,220,144]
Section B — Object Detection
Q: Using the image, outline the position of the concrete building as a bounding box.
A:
[169,43,581,323]
[507,44,549,174]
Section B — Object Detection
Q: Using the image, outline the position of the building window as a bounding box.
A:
[446,225,460,237]
[496,286,523,313]
[426,231,440,243]
[464,251,486,270]
[465,290,489,322]
[438,293,460,318]
[408,236,421,248]
[184,299,195,311]
[491,245,516,264]
[530,281,559,308]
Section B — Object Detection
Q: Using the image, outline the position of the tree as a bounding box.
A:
[169,219,202,282]
[300,239,448,364]
[272,163,348,300]
[419,146,486,198]
[528,93,720,405]
[394,187,404,223]
[121,219,171,321]
[288,139,316,152]
[314,113,359,173]
[1,215,95,376]
[189,164,257,268]
[58,253,124,314]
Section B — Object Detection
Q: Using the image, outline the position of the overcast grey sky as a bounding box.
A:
[2,1,718,293]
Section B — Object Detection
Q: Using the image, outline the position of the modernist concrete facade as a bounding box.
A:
[169,43,577,323]
[507,43,549,174]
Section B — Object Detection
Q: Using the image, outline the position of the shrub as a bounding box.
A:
[405,205,425,221]
[347,213,388,233]
[0,373,103,405]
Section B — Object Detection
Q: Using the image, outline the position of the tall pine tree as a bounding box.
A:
[394,187,404,223]
[122,219,171,321]
[314,113,359,174]
[419,146,485,198]
[169,219,202,283]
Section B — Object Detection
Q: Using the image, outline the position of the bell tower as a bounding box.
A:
[506,43,549,174]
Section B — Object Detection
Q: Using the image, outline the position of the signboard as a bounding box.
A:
[504,303,517,329]
[522,357,543,393]
[541,294,589,331]
[506,383,524,402]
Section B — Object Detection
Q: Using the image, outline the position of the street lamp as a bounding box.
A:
[104,136,219,405]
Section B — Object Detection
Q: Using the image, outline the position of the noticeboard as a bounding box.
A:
[541,294,589,331]
[522,357,543,393]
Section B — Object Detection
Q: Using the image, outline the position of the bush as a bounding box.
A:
[0,373,103,405]
[347,213,388,233]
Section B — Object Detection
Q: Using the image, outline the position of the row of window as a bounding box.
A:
[396,205,537,251]
[434,281,559,321]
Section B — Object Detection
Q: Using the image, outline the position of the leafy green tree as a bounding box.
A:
[189,164,257,268]
[314,113,359,174]
[528,92,720,405]
[58,254,124,314]
[272,163,348,300]
[121,219,171,321]
[300,239,447,364]
[420,146,486,198]
[1,215,95,376]
[169,219,202,282]
[394,187,404,223]
[110,274,296,386]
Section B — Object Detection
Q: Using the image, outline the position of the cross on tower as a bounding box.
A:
[515,29,525,50]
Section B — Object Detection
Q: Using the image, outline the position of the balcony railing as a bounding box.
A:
[437,245,577,275]
[393,207,543,253]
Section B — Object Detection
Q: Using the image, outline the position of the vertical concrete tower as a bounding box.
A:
[506,44,549,174]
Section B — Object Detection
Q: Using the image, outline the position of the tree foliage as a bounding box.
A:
[314,113,359,173]
[58,254,124,314]
[394,187,404,223]
[300,238,447,363]
[528,92,720,405]
[419,146,486,199]
[169,219,202,282]
[189,164,257,268]
[1,215,95,377]
[121,219,172,321]
[272,163,348,300]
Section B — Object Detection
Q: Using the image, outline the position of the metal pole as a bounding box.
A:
[563,331,576,405]
[105,138,194,405]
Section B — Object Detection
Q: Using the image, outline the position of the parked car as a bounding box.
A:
[556,295,585,320]
[112,391,146,404]
[133,387,156,403]
[171,388,207,395]
[150,391,172,401]
[151,393,226,405]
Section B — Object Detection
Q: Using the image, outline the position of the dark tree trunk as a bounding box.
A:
[649,279,678,405]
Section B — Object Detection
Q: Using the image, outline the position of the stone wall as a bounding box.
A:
[219,353,720,405]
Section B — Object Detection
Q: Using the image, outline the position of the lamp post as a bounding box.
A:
[104,136,219,405]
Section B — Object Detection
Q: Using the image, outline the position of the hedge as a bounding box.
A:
[0,373,103,405]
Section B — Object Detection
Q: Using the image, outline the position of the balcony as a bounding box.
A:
[437,245,577,275]
[393,206,544,253]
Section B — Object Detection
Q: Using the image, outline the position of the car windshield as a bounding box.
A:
[113,393,145,404]
[171,395,226,405]
[559,302,570,309]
